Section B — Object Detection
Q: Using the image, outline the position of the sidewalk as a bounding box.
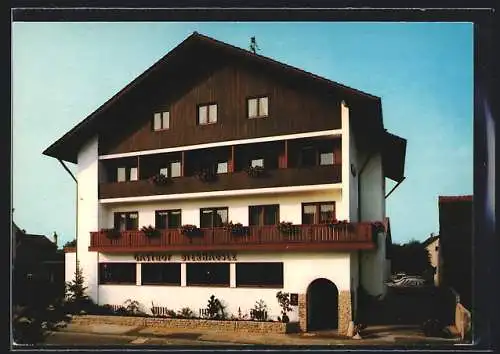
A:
[56,322,464,346]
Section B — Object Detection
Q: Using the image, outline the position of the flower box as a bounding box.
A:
[180,224,203,237]
[245,165,267,178]
[148,173,171,186]
[277,222,297,235]
[101,228,121,240]
[141,225,161,238]
[223,222,249,236]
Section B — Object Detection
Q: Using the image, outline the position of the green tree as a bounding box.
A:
[65,261,89,306]
[390,240,434,277]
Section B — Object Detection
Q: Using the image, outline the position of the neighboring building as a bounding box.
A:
[423,233,440,286]
[43,32,407,334]
[438,195,473,309]
[12,223,66,305]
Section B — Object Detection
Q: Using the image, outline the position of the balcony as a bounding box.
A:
[99,164,341,199]
[89,222,376,253]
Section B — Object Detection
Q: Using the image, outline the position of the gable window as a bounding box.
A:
[155,210,181,229]
[200,207,228,228]
[248,96,269,118]
[320,152,334,165]
[302,202,336,224]
[198,103,217,125]
[117,167,138,182]
[249,205,279,226]
[153,111,170,131]
[114,211,139,231]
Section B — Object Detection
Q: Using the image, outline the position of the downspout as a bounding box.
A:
[57,159,78,288]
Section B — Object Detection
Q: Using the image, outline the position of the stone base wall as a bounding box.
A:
[71,315,299,334]
[338,290,352,336]
[298,293,307,332]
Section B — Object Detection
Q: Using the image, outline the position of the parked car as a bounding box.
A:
[385,275,427,288]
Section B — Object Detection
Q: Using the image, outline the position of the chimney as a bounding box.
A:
[53,232,58,247]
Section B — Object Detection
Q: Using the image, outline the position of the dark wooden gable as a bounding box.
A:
[99,59,342,155]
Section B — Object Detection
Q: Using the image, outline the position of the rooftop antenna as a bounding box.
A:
[249,36,260,54]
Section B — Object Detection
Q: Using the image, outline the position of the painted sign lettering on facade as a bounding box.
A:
[133,252,237,262]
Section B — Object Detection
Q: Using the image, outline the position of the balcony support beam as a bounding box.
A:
[230,145,235,172]
[284,140,288,168]
[181,151,185,177]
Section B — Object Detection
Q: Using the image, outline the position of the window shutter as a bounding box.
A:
[162,112,170,129]
[130,167,138,181]
[117,167,126,182]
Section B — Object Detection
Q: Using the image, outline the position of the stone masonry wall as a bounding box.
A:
[71,315,298,334]
[298,293,307,332]
[338,290,352,336]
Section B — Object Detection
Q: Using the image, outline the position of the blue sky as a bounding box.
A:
[12,22,473,246]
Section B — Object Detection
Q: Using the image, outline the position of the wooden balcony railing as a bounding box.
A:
[99,164,341,199]
[89,222,376,253]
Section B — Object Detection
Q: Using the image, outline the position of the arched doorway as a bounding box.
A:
[307,278,339,331]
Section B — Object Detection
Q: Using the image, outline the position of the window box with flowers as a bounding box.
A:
[148,173,171,186]
[223,222,249,237]
[327,219,355,232]
[195,168,217,183]
[101,228,122,240]
[371,221,385,241]
[277,221,297,235]
[141,225,161,238]
[180,224,203,238]
[245,165,267,178]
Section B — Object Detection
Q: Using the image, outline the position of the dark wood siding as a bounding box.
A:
[99,63,341,155]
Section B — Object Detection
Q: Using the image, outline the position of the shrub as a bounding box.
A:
[177,307,195,319]
[422,318,445,337]
[250,300,268,321]
[63,239,77,248]
[276,291,293,323]
[123,299,142,315]
[206,295,226,320]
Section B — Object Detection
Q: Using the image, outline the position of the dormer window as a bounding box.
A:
[153,111,170,131]
[248,96,269,118]
[198,103,217,125]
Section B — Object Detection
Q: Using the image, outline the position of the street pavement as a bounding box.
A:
[15,322,464,348]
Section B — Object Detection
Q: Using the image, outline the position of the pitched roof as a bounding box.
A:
[42,32,406,182]
[423,234,439,247]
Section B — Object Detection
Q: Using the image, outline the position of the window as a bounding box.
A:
[141,263,181,285]
[186,263,230,287]
[302,202,336,224]
[248,96,269,118]
[251,158,264,168]
[153,111,170,131]
[198,103,217,125]
[320,152,334,165]
[217,162,228,174]
[236,263,283,288]
[117,167,138,182]
[114,212,139,231]
[99,263,136,285]
[170,161,182,178]
[249,205,279,226]
[155,210,181,229]
[200,207,228,228]
[159,167,168,177]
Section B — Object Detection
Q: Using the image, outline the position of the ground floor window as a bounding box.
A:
[236,262,284,288]
[186,263,230,287]
[141,263,181,285]
[99,263,136,285]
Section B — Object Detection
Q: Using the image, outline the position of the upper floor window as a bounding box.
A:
[248,96,269,118]
[320,152,334,165]
[114,211,139,231]
[117,166,138,182]
[155,209,181,229]
[251,158,264,168]
[302,202,336,224]
[200,207,228,228]
[153,111,170,131]
[159,161,182,178]
[249,205,279,226]
[198,103,217,125]
[217,161,228,174]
